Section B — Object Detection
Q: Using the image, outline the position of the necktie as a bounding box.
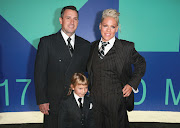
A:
[98,41,109,59]
[67,37,73,57]
[78,98,83,109]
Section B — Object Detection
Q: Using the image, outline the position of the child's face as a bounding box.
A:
[72,84,88,97]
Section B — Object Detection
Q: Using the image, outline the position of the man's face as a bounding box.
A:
[99,16,118,42]
[59,9,78,37]
[72,84,88,98]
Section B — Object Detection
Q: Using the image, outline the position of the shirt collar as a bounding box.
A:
[61,29,75,48]
[99,36,115,48]
[73,91,84,103]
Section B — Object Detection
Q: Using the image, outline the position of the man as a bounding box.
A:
[34,6,90,128]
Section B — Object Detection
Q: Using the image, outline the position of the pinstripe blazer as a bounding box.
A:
[87,37,146,111]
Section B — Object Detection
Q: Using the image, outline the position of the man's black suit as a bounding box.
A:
[34,32,90,128]
[58,93,94,128]
[87,38,146,128]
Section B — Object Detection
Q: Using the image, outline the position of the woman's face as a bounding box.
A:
[99,16,118,42]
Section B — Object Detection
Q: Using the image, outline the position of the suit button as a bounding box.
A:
[59,59,61,62]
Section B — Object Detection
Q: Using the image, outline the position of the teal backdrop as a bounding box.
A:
[0,0,180,112]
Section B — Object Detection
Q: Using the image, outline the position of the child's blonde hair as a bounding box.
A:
[67,73,88,95]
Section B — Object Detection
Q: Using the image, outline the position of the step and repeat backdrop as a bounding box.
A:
[0,0,180,120]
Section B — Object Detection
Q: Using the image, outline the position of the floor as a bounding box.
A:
[0,123,180,128]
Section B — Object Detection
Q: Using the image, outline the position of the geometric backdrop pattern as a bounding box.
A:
[0,0,180,113]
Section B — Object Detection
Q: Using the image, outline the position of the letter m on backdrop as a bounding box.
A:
[165,79,180,105]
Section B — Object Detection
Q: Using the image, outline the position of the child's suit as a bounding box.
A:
[58,93,94,128]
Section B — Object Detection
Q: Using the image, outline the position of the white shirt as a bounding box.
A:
[73,92,84,107]
[98,36,115,56]
[61,30,75,49]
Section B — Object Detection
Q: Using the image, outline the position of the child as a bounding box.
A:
[58,73,94,128]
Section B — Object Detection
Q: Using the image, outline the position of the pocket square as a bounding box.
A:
[89,103,93,109]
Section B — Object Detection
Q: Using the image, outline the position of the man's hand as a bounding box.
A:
[122,84,132,97]
[39,103,50,115]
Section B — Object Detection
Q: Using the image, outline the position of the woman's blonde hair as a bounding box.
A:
[67,73,88,95]
[101,9,120,25]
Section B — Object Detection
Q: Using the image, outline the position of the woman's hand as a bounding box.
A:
[122,84,132,97]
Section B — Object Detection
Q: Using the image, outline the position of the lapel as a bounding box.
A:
[56,32,71,57]
[87,40,99,74]
[70,93,82,119]
[114,38,126,76]
[82,96,90,118]
[65,35,83,75]
[53,32,72,67]
[71,35,83,60]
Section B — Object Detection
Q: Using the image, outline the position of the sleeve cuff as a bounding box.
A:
[132,87,139,93]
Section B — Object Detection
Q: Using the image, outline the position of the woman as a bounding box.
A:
[87,9,146,128]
